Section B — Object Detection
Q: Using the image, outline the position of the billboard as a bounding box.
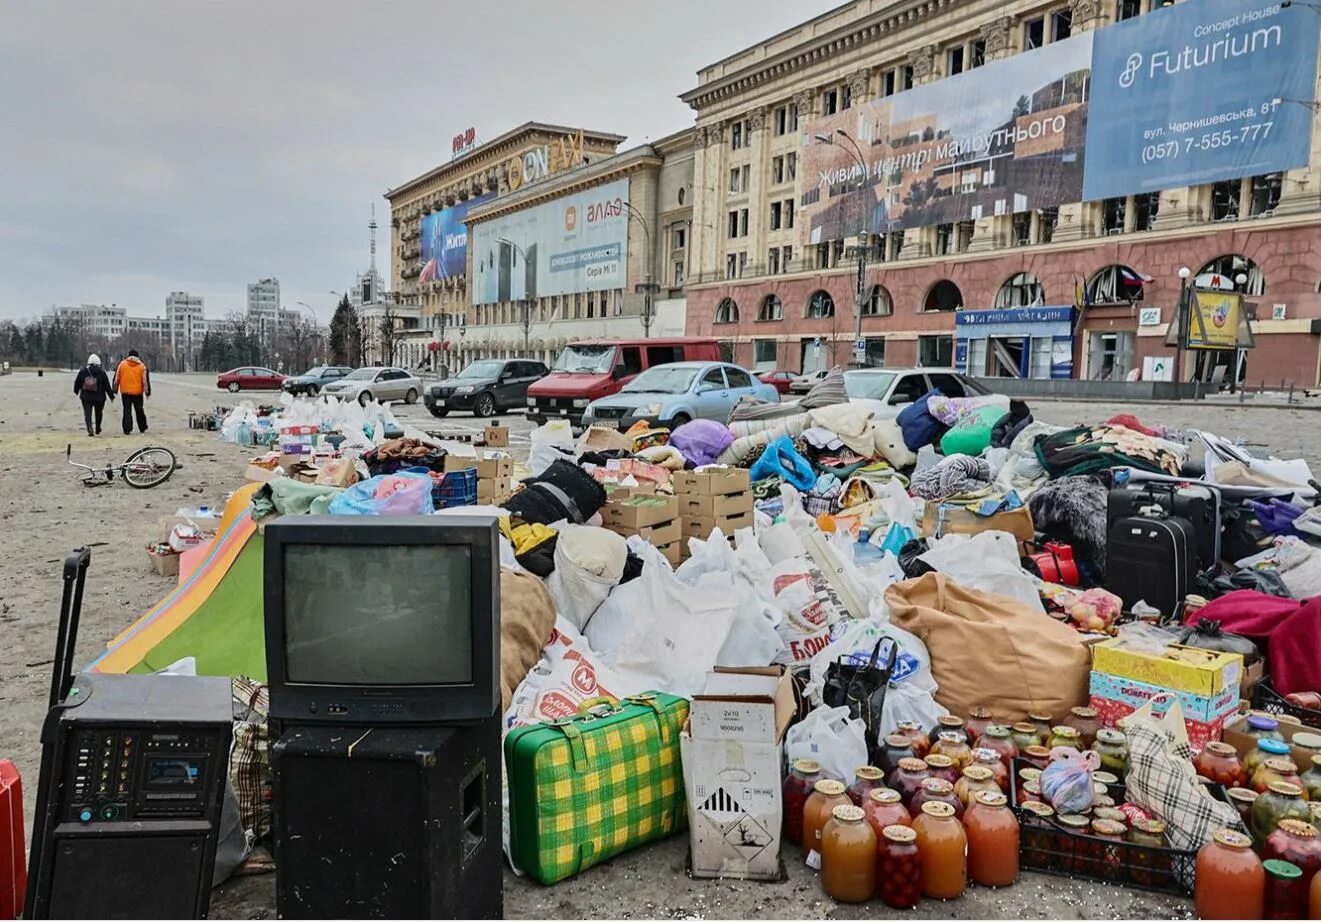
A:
[418,191,496,284]
[800,33,1092,242]
[1083,0,1318,201]
[1187,290,1252,350]
[471,178,628,305]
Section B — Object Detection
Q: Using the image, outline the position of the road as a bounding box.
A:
[8,369,1307,919]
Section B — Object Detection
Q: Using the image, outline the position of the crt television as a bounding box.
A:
[263,515,500,725]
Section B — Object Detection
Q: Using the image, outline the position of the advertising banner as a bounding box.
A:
[419,191,496,283]
[800,33,1092,242]
[1083,0,1319,201]
[471,179,628,305]
[1187,290,1248,350]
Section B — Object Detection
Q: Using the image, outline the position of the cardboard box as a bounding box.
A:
[603,482,658,500]
[682,667,794,882]
[1090,694,1230,754]
[483,424,509,447]
[1222,713,1318,769]
[1241,659,1265,698]
[1089,671,1240,724]
[443,455,512,480]
[244,464,283,484]
[147,548,180,578]
[1091,639,1243,698]
[682,510,754,539]
[680,491,754,519]
[656,539,682,568]
[674,467,751,497]
[607,518,680,548]
[279,450,311,471]
[477,477,514,501]
[280,424,318,437]
[603,495,679,531]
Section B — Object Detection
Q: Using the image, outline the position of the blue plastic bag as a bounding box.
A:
[327,471,435,516]
[750,435,815,492]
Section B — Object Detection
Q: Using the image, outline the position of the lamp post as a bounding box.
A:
[815,128,871,367]
[498,237,532,355]
[620,201,657,337]
[1173,266,1192,385]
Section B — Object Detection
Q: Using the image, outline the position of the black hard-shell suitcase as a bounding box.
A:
[1105,510,1198,619]
[1108,481,1221,570]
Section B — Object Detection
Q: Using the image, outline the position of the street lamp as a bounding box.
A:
[498,237,532,355]
[815,129,871,367]
[1173,266,1192,385]
[619,201,658,337]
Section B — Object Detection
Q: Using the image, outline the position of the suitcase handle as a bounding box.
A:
[577,695,620,717]
[49,547,91,710]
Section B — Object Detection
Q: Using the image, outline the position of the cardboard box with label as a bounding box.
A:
[1090,639,1243,697]
[674,467,751,497]
[681,667,795,882]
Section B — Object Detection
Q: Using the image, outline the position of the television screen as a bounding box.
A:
[282,544,473,686]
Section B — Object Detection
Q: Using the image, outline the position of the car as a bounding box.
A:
[217,367,285,392]
[842,367,992,419]
[789,368,831,394]
[758,369,797,395]
[281,365,354,397]
[320,366,424,406]
[425,358,549,419]
[583,361,778,430]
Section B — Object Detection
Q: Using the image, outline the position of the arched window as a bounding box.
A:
[1087,265,1147,305]
[758,294,783,322]
[995,272,1045,308]
[714,298,739,324]
[1196,254,1265,296]
[860,284,893,317]
[923,279,963,313]
[806,290,835,318]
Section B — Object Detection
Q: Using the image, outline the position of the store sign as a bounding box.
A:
[451,127,477,160]
[955,306,1073,326]
[1138,307,1163,326]
[506,129,585,192]
[1187,290,1252,350]
[1272,303,1288,320]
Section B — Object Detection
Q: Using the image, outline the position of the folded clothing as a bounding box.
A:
[910,454,991,500]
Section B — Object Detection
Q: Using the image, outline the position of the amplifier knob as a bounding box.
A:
[99,804,121,821]
[78,808,93,823]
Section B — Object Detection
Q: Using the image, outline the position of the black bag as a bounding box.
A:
[1108,481,1221,570]
[1199,563,1292,599]
[823,638,897,766]
[1105,509,1198,619]
[898,539,935,579]
[1177,618,1262,665]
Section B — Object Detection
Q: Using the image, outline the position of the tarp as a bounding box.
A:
[89,482,267,679]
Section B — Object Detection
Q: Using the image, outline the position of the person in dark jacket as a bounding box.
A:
[73,354,115,436]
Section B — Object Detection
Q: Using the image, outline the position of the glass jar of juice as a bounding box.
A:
[954,765,1001,808]
[803,780,852,858]
[924,754,960,786]
[1066,706,1101,748]
[930,714,968,746]
[877,824,921,910]
[1263,820,1321,886]
[895,720,931,759]
[1022,745,1053,770]
[1029,712,1055,742]
[782,758,821,847]
[912,801,968,900]
[1311,860,1321,919]
[1090,728,1130,776]
[1253,782,1312,843]
[879,735,917,776]
[965,706,994,745]
[1048,725,1084,751]
[888,758,931,805]
[976,725,1019,766]
[964,791,1019,888]
[1195,829,1265,920]
[1264,859,1307,920]
[1303,754,1321,802]
[930,732,973,771]
[1255,758,1306,796]
[820,804,876,903]
[911,777,964,819]
[848,766,885,807]
[971,747,1009,792]
[864,787,912,838]
[1196,741,1248,789]
[1129,817,1167,889]
[1011,722,1043,751]
[1018,779,1042,806]
[1226,787,1259,831]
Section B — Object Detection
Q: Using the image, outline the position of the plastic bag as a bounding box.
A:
[1176,618,1261,665]
[785,705,869,788]
[671,531,785,667]
[1039,747,1100,815]
[668,419,734,468]
[504,617,629,729]
[917,531,1046,613]
[750,436,816,492]
[327,471,434,516]
[528,420,577,477]
[1114,620,1180,654]
[544,525,627,632]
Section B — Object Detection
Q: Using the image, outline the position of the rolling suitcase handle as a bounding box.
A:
[47,547,91,711]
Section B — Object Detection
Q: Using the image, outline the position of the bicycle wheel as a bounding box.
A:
[123,446,177,489]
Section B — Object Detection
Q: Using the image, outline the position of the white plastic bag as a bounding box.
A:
[672,530,786,667]
[917,531,1046,613]
[785,705,868,786]
[504,617,629,730]
[544,525,627,632]
[527,420,576,477]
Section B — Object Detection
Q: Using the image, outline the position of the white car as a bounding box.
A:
[789,369,831,394]
[321,366,424,406]
[843,368,994,419]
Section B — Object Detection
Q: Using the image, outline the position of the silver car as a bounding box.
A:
[321,366,424,405]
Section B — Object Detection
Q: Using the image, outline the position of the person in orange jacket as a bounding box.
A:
[113,349,152,435]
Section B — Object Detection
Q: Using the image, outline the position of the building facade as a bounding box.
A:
[681,0,1321,385]
[164,291,208,371]
[246,278,281,328]
[47,304,128,341]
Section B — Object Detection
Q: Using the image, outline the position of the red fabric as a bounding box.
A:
[1190,591,1321,696]
[1104,413,1159,437]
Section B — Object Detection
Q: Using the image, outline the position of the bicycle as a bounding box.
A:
[66,443,178,489]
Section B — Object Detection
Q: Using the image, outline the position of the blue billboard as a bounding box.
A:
[1083,0,1319,201]
[419,191,496,283]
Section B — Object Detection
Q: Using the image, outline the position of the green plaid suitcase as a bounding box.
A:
[505,692,688,885]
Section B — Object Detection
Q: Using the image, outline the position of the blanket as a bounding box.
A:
[1191,591,1321,696]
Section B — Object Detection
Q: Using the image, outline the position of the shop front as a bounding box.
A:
[955,306,1075,380]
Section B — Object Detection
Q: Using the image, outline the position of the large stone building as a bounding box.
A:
[680,0,1321,385]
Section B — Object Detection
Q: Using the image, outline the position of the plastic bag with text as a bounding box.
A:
[503,617,629,731]
[785,704,869,791]
[769,557,849,668]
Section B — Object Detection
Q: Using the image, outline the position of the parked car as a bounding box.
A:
[843,367,992,419]
[425,358,549,419]
[526,337,723,428]
[217,367,285,392]
[758,369,797,395]
[321,366,424,405]
[281,365,354,397]
[788,369,831,394]
[582,361,778,430]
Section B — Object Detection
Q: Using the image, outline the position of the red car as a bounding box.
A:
[758,369,797,395]
[217,366,285,392]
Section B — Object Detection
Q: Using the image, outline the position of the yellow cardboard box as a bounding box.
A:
[1090,639,1244,698]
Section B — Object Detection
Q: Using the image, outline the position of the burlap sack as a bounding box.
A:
[501,567,557,712]
[885,572,1090,723]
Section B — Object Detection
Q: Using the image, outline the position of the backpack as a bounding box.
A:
[80,369,99,394]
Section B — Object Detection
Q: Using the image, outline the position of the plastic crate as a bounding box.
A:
[433,469,477,509]
[1252,683,1321,730]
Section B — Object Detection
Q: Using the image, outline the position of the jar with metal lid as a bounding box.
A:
[911,777,963,819]
[888,757,931,805]
[1290,731,1321,760]
[1092,806,1128,826]
[1018,778,1042,806]
[894,720,931,759]
[879,734,916,776]
[1226,787,1259,831]
[1246,738,1293,785]
[1010,721,1043,751]
[1130,817,1167,847]
[1195,741,1247,789]
[929,714,968,746]
[864,787,912,839]
[971,747,1009,792]
[1262,819,1321,888]
[1254,757,1305,796]
[964,791,1019,888]
[1066,706,1101,748]
[803,779,852,857]
[1092,769,1120,790]
[1018,765,1043,788]
[912,801,968,900]
[1048,725,1084,752]
[1055,813,1093,875]
[1029,712,1055,742]
[965,706,994,745]
[1022,745,1052,770]
[1252,781,1312,843]
[1091,728,1129,775]
[975,725,1019,770]
[820,804,876,903]
[782,758,822,846]
[847,766,885,807]
[930,731,973,771]
[1195,829,1264,920]
[923,753,960,786]
[1181,594,1208,621]
[954,765,1001,808]
[1129,817,1168,888]
[877,824,921,910]
[1302,754,1321,802]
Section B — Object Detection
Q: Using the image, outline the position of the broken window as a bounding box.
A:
[1051,10,1072,41]
[1103,197,1127,234]
[823,88,838,115]
[1212,180,1241,221]
[1134,192,1160,231]
[1024,17,1045,50]
[948,46,965,76]
[1249,173,1283,217]
[970,39,986,68]
[1012,213,1032,247]
[770,201,783,230]
[1117,0,1141,20]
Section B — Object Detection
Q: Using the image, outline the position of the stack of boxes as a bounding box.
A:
[278,425,319,469]
[675,468,753,559]
[443,454,514,505]
[601,486,681,566]
[1089,639,1244,753]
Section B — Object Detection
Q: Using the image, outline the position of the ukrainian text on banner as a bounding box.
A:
[1083,0,1319,201]
[798,33,1093,242]
[419,191,497,284]
[471,178,628,306]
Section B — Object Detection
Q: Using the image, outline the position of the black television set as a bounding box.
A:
[263,515,500,725]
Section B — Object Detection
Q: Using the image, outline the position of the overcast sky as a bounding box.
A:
[0,0,819,324]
